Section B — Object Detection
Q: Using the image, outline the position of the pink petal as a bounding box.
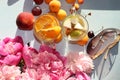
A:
[22,46,38,68]
[0,52,22,65]
[65,52,94,74]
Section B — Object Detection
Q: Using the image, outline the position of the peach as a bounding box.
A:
[56,9,67,21]
[16,12,34,30]
[49,0,61,13]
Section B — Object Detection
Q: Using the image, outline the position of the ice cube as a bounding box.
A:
[63,19,71,29]
[71,17,78,24]
[74,23,84,30]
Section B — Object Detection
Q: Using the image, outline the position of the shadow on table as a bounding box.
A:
[7,0,120,10]
[14,0,35,45]
[15,28,34,45]
[7,0,34,11]
[7,0,19,6]
[92,43,119,80]
[82,0,120,10]
[23,0,34,12]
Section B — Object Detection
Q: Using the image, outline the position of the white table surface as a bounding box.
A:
[0,0,120,80]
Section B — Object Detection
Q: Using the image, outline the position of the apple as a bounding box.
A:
[16,12,34,30]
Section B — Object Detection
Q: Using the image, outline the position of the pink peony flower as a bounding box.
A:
[66,72,91,80]
[22,45,38,68]
[59,69,72,80]
[19,68,38,80]
[0,36,23,65]
[22,44,67,80]
[0,36,94,80]
[0,65,21,80]
[65,52,94,74]
[39,44,66,63]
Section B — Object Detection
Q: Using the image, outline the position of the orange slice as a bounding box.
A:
[76,34,89,46]
[54,33,63,43]
[33,14,60,43]
[39,26,61,38]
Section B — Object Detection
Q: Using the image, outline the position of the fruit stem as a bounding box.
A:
[70,6,76,15]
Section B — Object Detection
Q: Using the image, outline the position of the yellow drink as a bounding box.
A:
[33,14,61,43]
[62,14,88,41]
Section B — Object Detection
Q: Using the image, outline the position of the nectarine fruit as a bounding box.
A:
[16,12,34,30]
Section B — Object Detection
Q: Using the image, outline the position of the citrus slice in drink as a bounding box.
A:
[62,14,88,41]
[33,14,61,43]
[39,26,61,39]
[54,33,63,43]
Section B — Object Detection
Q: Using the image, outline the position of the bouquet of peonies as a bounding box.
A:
[0,36,94,80]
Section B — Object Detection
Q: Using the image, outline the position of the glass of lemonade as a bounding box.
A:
[62,14,89,42]
[33,14,61,43]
